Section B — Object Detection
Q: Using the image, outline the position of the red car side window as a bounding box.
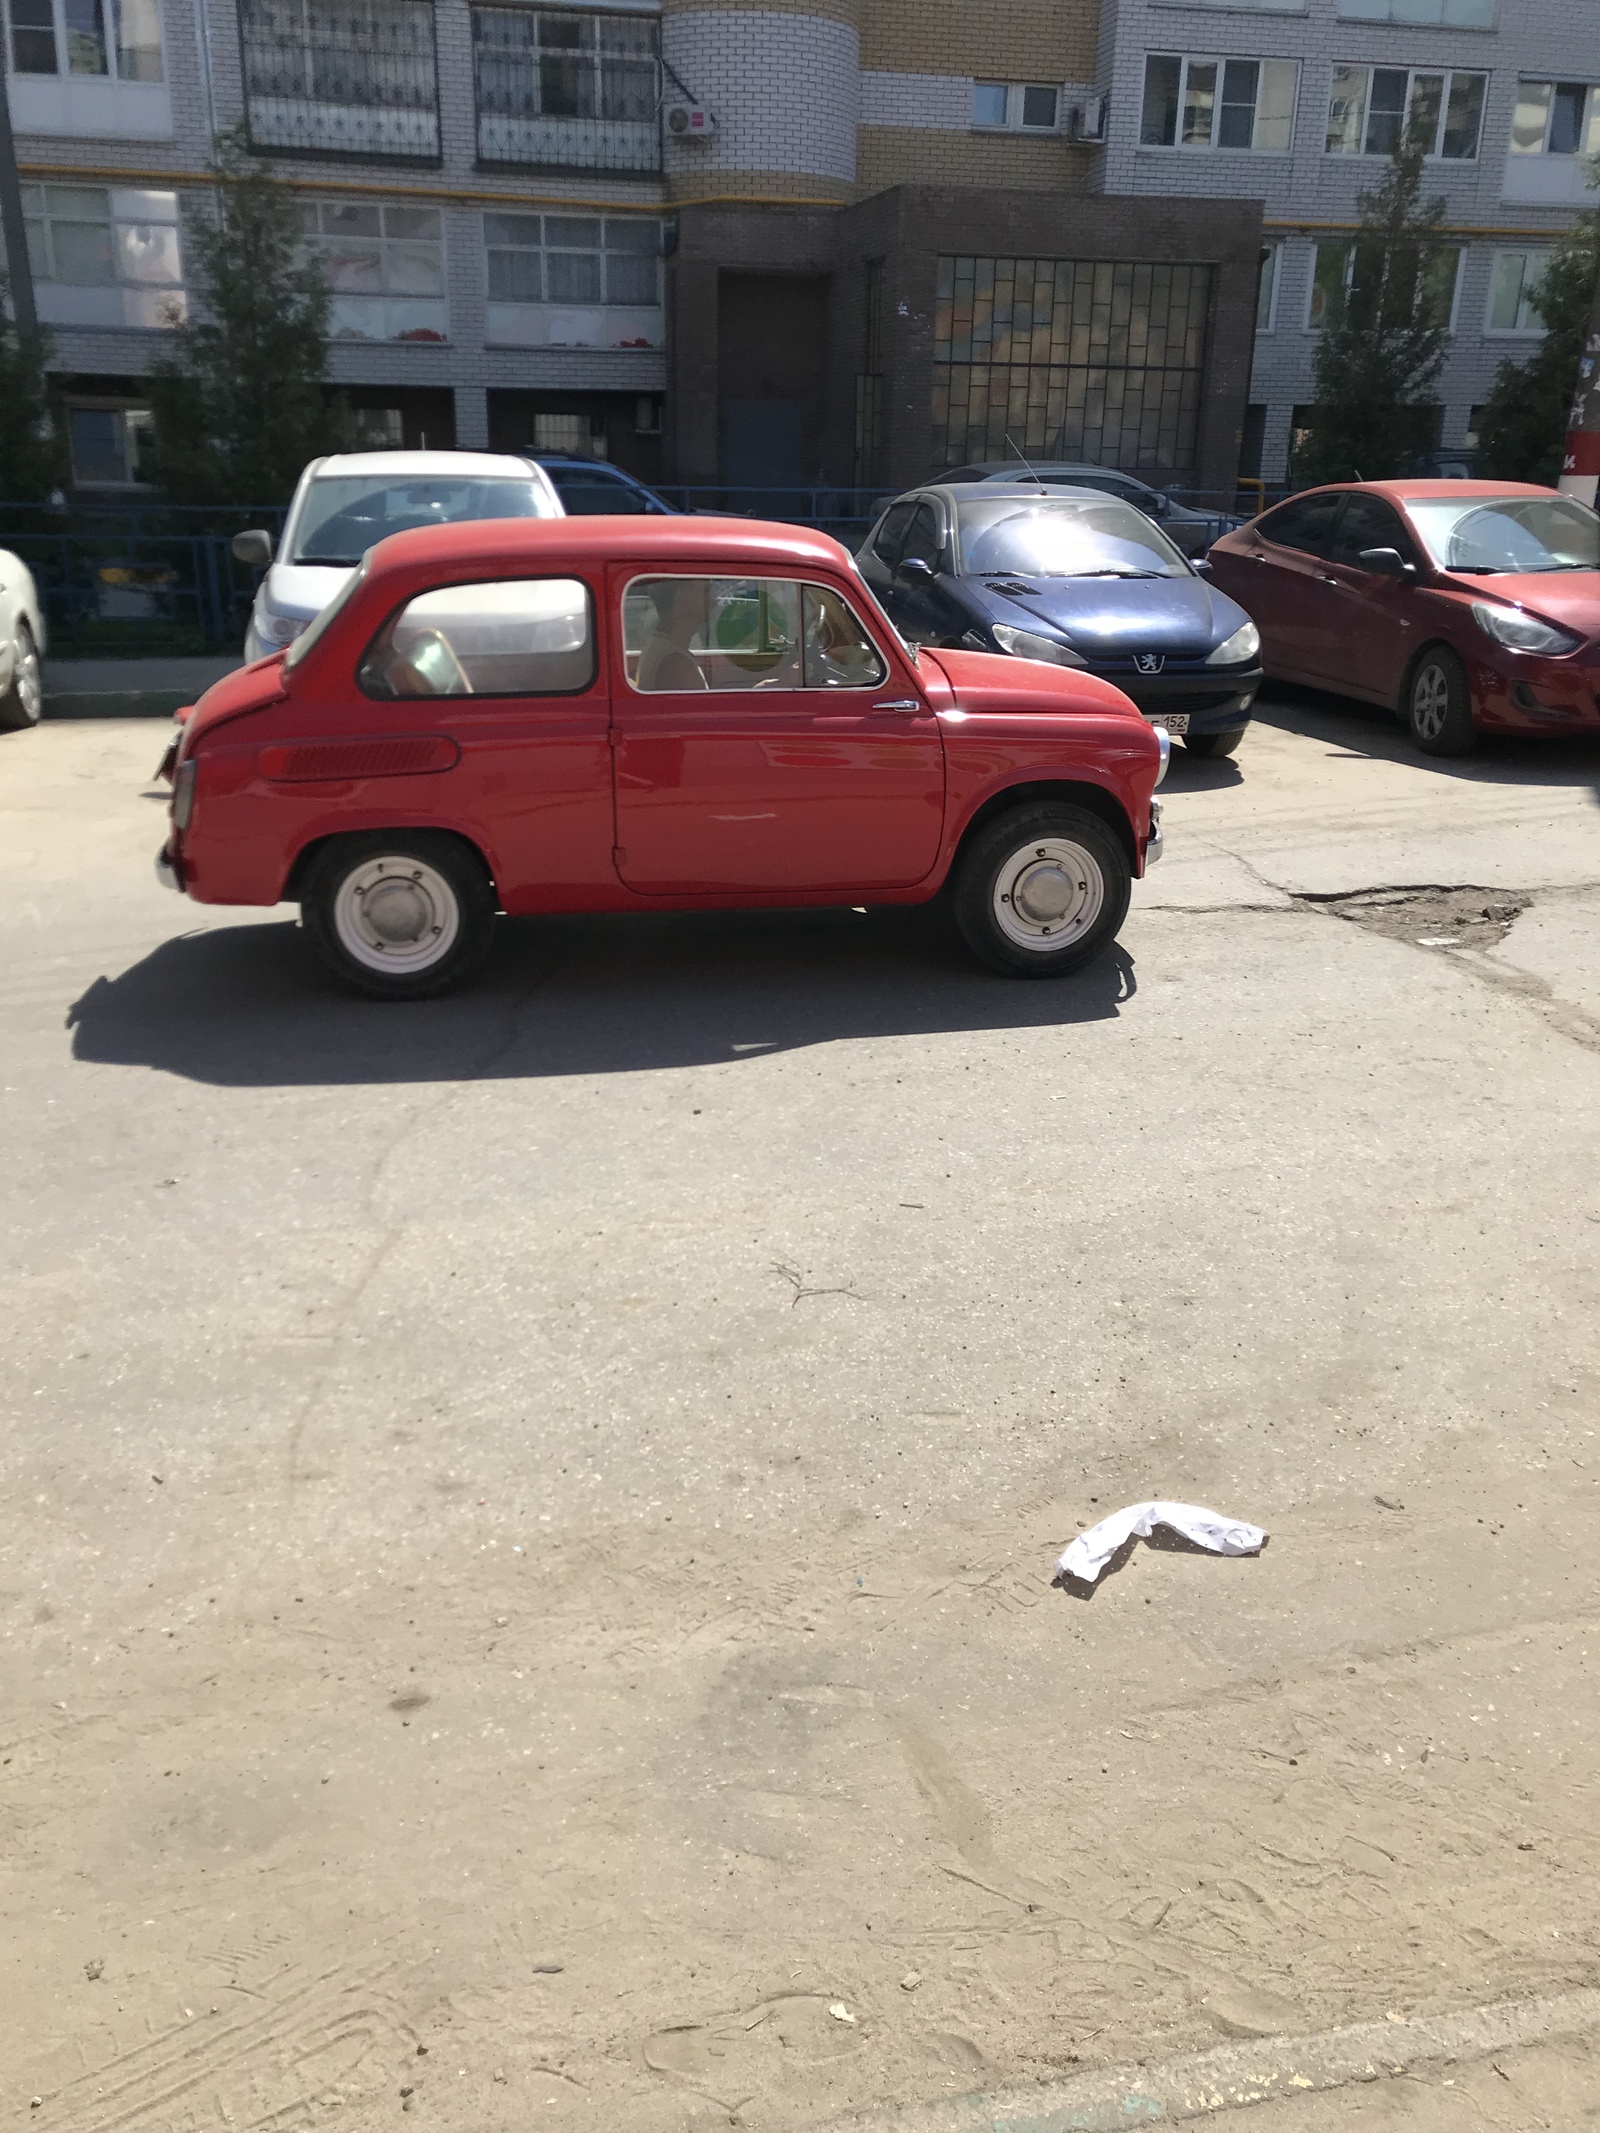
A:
[357,576,595,699]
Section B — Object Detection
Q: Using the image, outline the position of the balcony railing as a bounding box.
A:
[239,0,441,159]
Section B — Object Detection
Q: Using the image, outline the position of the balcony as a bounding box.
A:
[473,6,660,173]
[239,0,440,160]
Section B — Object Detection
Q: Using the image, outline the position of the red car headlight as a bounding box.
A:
[1471,601,1582,657]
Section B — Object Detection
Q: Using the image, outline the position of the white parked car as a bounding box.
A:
[0,548,45,731]
[235,451,565,662]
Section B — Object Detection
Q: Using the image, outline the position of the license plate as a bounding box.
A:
[1147,713,1189,734]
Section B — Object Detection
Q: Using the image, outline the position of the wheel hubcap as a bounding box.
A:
[993,837,1104,952]
[14,635,39,722]
[332,856,460,975]
[1413,665,1449,740]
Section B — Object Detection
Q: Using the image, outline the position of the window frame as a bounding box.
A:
[1306,238,1463,332]
[470,2,661,170]
[356,573,599,701]
[1256,240,1282,331]
[482,208,661,308]
[1324,62,1487,159]
[971,81,1062,134]
[22,180,183,293]
[301,195,447,344]
[620,572,895,698]
[5,0,166,81]
[1509,79,1599,156]
[1484,247,1553,336]
[1334,0,1495,26]
[1139,52,1298,153]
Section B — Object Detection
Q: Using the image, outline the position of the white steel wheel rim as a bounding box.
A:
[1413,663,1450,740]
[333,855,460,975]
[993,835,1104,952]
[14,631,40,722]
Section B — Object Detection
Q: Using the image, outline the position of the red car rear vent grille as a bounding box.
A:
[259,736,461,782]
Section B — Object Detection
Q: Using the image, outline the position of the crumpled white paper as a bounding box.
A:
[1055,1500,1267,1586]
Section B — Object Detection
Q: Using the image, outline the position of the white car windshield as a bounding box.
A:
[290,476,554,566]
[956,497,1188,578]
[1406,494,1600,575]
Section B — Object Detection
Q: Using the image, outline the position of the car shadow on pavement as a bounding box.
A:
[66,903,1138,1088]
[1255,681,1600,795]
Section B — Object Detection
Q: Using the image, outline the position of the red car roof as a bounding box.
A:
[362,514,858,579]
[1293,479,1562,504]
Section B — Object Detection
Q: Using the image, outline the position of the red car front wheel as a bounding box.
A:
[1406,646,1476,757]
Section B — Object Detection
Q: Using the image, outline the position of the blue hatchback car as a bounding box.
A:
[858,483,1264,756]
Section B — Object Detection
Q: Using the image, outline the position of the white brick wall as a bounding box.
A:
[1088,0,1594,477]
[662,10,860,180]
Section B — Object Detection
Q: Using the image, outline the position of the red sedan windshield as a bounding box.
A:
[1407,493,1600,575]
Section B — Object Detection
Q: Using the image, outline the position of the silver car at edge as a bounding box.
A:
[0,547,47,732]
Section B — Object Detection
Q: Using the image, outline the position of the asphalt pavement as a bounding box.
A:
[4,686,1600,2133]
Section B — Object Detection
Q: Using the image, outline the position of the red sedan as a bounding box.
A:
[158,517,1165,998]
[1206,480,1600,755]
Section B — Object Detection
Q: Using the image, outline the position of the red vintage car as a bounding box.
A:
[157,518,1165,998]
[1206,480,1600,755]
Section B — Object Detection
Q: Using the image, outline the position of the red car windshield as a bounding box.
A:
[1407,493,1600,575]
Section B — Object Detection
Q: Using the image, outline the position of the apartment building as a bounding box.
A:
[1090,0,1598,479]
[5,0,1584,495]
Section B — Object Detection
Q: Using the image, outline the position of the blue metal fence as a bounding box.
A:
[0,480,1281,652]
[0,503,290,651]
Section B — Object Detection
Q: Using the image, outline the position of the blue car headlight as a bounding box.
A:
[991,623,1087,667]
[1205,621,1261,666]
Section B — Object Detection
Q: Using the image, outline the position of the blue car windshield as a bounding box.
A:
[1405,494,1600,574]
[956,497,1188,578]
[291,477,554,566]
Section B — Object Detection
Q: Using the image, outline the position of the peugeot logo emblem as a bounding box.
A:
[1134,652,1165,674]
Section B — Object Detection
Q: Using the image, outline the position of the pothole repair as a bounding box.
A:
[1298,885,1531,951]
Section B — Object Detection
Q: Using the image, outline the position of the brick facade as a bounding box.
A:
[1088,0,1594,478]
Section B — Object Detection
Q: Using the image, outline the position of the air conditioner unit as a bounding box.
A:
[666,103,717,140]
[1065,93,1106,143]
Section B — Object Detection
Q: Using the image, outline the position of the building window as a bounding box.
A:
[972,82,1061,132]
[933,255,1213,471]
[1510,81,1600,157]
[1326,65,1485,158]
[67,401,155,484]
[473,7,659,172]
[238,0,440,159]
[1256,241,1281,329]
[1486,247,1551,333]
[483,211,663,347]
[1309,240,1461,329]
[1140,55,1297,151]
[1336,0,1492,23]
[22,182,184,327]
[7,0,163,75]
[1465,402,1487,449]
[301,197,446,340]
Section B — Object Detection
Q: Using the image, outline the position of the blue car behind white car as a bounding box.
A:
[858,482,1264,757]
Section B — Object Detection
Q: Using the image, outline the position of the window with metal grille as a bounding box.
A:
[473,6,659,171]
[932,256,1213,473]
[854,256,886,484]
[238,0,440,159]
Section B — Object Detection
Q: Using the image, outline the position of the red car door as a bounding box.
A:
[1314,492,1428,705]
[1226,491,1350,680]
[608,567,945,894]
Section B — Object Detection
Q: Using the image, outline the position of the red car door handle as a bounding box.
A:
[871,698,923,714]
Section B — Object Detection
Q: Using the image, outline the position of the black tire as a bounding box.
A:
[1184,726,1246,759]
[301,831,497,1000]
[952,802,1131,979]
[0,621,42,732]
[1406,645,1476,756]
